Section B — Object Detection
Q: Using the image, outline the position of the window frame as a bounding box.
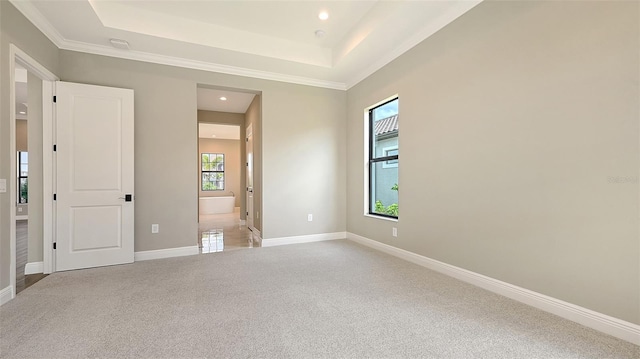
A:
[368,97,399,219]
[201,153,225,191]
[17,151,28,204]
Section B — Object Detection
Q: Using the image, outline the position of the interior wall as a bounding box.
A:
[58,50,346,249]
[198,138,242,208]
[15,120,27,151]
[16,120,28,217]
[198,110,246,218]
[0,1,59,291]
[346,0,639,324]
[27,72,43,264]
[244,96,263,232]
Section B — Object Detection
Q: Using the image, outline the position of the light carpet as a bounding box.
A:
[1,240,638,358]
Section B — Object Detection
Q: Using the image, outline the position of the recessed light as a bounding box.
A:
[211,135,217,138]
[219,96,227,101]
[315,30,326,38]
[318,11,329,21]
[19,111,26,114]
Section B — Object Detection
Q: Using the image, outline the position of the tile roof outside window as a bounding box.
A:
[374,115,398,136]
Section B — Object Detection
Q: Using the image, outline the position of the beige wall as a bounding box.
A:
[15,120,27,217]
[199,138,242,207]
[57,49,346,250]
[198,110,246,218]
[245,96,263,232]
[15,120,27,151]
[27,72,43,264]
[347,1,639,324]
[0,1,59,290]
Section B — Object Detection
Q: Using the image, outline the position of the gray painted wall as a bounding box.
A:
[245,96,263,232]
[27,72,43,263]
[347,1,639,324]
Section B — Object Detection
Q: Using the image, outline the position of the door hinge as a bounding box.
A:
[53,144,57,152]
[53,242,56,249]
[246,212,249,216]
[53,193,56,200]
[53,95,56,103]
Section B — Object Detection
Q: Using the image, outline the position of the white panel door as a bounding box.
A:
[55,81,134,271]
[246,124,254,230]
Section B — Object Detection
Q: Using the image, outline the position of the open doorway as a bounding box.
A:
[196,86,261,253]
[8,45,58,301]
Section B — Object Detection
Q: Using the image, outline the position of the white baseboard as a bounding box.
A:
[0,286,14,306]
[25,262,44,275]
[16,215,28,220]
[262,232,346,247]
[134,245,199,262]
[346,232,640,346]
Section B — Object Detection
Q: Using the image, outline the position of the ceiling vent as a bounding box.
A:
[109,38,130,50]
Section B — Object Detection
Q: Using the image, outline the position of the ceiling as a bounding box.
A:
[15,63,28,120]
[11,0,482,90]
[197,87,256,113]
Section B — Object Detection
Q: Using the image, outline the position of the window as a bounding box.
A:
[18,151,28,204]
[368,98,398,218]
[382,146,398,168]
[201,153,225,191]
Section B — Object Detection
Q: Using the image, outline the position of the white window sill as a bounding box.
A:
[364,213,398,223]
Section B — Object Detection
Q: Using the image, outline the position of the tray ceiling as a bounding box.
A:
[11,0,482,90]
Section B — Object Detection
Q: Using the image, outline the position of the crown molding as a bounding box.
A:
[9,0,347,91]
[58,39,348,90]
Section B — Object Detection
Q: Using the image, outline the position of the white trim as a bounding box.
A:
[363,214,398,223]
[61,40,347,90]
[42,81,55,274]
[15,215,28,221]
[347,232,640,345]
[24,262,44,275]
[0,286,14,306]
[262,232,346,247]
[9,46,18,305]
[134,246,199,262]
[9,45,59,285]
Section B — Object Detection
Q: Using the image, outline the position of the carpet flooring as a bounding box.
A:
[1,240,638,358]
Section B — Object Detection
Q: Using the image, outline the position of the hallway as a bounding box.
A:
[198,209,260,253]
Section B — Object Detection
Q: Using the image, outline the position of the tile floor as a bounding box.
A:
[198,209,260,254]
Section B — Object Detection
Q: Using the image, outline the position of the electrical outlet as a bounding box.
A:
[307,214,313,222]
[151,224,159,234]
[0,179,6,193]
[257,211,259,219]
[17,207,23,213]
[392,227,397,237]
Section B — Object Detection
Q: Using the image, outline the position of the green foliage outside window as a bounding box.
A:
[374,183,398,217]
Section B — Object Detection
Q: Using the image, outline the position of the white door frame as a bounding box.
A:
[8,44,58,300]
